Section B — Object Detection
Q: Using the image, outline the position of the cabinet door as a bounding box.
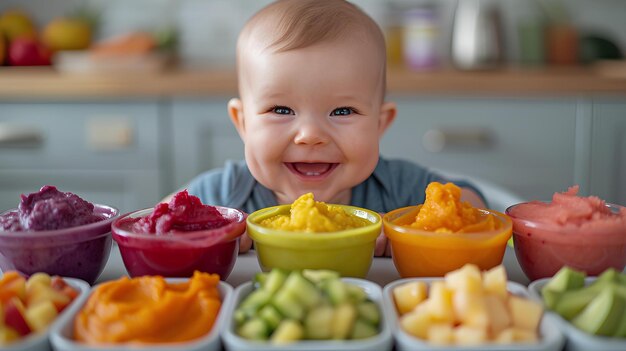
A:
[382,96,578,201]
[170,99,244,191]
[590,100,626,205]
[0,102,163,213]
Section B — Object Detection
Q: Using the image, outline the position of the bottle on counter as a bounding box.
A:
[402,5,440,71]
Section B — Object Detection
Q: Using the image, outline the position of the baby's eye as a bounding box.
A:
[330,107,354,116]
[272,106,294,115]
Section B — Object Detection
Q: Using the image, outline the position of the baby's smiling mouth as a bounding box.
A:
[286,162,338,177]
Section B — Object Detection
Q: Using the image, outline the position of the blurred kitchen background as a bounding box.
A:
[0,0,625,213]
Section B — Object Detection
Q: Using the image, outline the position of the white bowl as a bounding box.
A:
[49,279,233,351]
[222,278,393,351]
[529,278,626,351]
[1,277,90,351]
[383,278,565,351]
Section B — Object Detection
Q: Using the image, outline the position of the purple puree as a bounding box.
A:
[0,185,105,231]
[133,190,230,234]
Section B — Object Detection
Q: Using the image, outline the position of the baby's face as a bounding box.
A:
[232,38,394,205]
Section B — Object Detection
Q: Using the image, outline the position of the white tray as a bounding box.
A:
[49,279,233,351]
[222,278,393,351]
[383,277,565,351]
[529,278,626,351]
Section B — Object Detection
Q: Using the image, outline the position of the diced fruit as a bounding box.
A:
[263,269,287,294]
[302,269,339,285]
[445,264,483,293]
[332,303,357,339]
[282,271,321,309]
[272,289,304,320]
[253,272,268,288]
[508,295,543,331]
[0,272,26,303]
[572,286,625,336]
[400,306,432,339]
[322,278,349,305]
[258,305,283,331]
[495,327,539,344]
[237,318,269,340]
[427,281,454,323]
[427,323,454,345]
[25,273,51,290]
[542,266,586,293]
[484,294,511,336]
[270,320,303,344]
[453,291,488,328]
[454,325,487,345]
[393,281,427,315]
[24,300,57,332]
[3,298,31,336]
[238,289,272,319]
[346,284,367,304]
[482,265,508,299]
[304,305,334,339]
[25,283,71,312]
[351,319,379,339]
[0,326,20,346]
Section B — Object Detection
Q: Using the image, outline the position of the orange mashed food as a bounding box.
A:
[410,182,498,233]
[74,271,221,345]
[260,193,369,232]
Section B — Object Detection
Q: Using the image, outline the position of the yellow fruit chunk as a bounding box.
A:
[454,325,488,345]
[484,294,511,336]
[453,291,488,328]
[483,265,508,300]
[0,326,20,346]
[393,281,427,315]
[24,301,58,332]
[446,263,483,293]
[495,327,539,344]
[508,295,543,331]
[427,323,454,345]
[42,17,92,51]
[427,281,454,323]
[400,306,432,339]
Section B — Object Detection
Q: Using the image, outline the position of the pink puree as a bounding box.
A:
[133,190,230,234]
[508,186,626,279]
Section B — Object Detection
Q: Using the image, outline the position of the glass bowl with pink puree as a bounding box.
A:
[505,186,626,281]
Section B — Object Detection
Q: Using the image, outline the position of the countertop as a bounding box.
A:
[97,243,531,288]
[1,64,626,101]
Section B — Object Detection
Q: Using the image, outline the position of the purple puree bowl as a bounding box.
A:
[0,205,119,285]
[112,206,247,280]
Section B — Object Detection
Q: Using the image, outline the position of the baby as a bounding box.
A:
[181,0,486,255]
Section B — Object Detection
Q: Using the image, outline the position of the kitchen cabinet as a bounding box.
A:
[169,98,244,192]
[589,99,626,205]
[0,102,165,213]
[382,97,578,202]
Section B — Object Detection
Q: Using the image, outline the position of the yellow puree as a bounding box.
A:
[260,193,369,232]
[410,182,498,233]
[74,271,221,345]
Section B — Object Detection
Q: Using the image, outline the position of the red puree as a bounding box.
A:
[132,190,230,234]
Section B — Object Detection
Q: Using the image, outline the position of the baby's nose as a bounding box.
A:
[293,115,329,145]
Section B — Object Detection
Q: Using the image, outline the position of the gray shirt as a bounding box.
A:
[186,157,486,214]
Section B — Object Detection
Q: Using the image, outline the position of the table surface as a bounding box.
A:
[98,244,531,287]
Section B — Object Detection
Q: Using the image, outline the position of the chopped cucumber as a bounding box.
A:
[283,271,322,309]
[356,301,380,326]
[347,284,367,303]
[302,269,340,285]
[272,288,305,320]
[351,319,379,339]
[271,320,304,344]
[233,309,247,326]
[238,318,269,340]
[323,278,349,305]
[304,305,334,339]
[238,289,272,318]
[253,272,268,288]
[263,268,288,294]
[259,305,283,331]
[332,303,357,339]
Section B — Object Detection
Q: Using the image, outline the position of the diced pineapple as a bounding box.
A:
[332,303,357,340]
[453,325,488,345]
[484,294,511,336]
[393,281,428,315]
[426,281,455,323]
[270,320,303,344]
[445,264,483,293]
[427,323,454,345]
[0,327,20,346]
[495,327,539,344]
[508,295,543,331]
[400,306,432,339]
[452,290,488,328]
[483,265,508,300]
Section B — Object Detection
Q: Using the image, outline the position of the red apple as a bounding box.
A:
[8,36,51,66]
[3,298,31,336]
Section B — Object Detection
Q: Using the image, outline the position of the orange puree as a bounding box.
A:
[411,182,498,233]
[74,271,221,345]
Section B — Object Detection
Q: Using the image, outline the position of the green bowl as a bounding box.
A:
[247,204,381,278]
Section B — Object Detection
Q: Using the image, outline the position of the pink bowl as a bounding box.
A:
[112,207,247,280]
[0,205,119,285]
[506,202,626,281]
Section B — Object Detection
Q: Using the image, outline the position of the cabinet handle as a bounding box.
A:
[422,127,493,152]
[0,123,43,148]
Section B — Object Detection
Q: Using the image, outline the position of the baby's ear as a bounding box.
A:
[228,98,246,138]
[378,101,397,136]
